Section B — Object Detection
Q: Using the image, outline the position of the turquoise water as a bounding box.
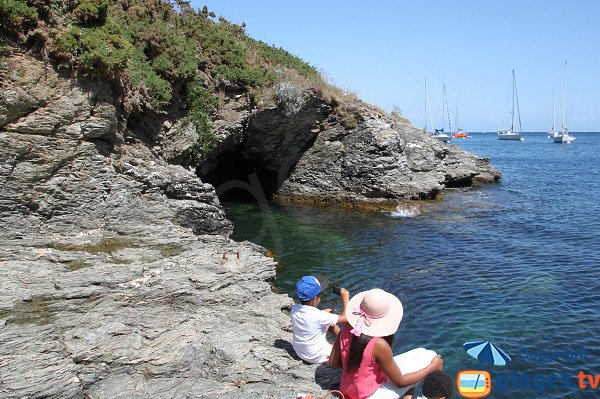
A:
[224,132,600,398]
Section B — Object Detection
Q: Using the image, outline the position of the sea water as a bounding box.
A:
[224,132,600,398]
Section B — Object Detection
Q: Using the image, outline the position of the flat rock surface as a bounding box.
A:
[0,231,340,398]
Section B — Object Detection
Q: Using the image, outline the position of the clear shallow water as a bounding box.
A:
[224,132,600,398]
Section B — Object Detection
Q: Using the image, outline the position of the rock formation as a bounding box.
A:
[1,46,498,398]
[165,86,500,209]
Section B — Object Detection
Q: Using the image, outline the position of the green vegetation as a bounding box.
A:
[129,47,172,108]
[0,0,321,105]
[0,0,37,37]
[73,0,109,24]
[1,1,356,150]
[186,80,218,155]
[254,40,320,81]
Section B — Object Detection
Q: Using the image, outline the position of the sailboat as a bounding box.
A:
[550,61,575,144]
[425,80,451,142]
[432,84,452,142]
[497,69,523,141]
[453,99,469,138]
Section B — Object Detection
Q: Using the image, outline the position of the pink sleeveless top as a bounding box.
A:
[338,326,387,399]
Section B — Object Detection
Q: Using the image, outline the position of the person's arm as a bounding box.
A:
[336,288,350,324]
[329,335,343,368]
[373,339,443,387]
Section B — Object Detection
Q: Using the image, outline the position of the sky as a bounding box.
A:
[191,0,600,132]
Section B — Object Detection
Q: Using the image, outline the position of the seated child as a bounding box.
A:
[416,370,454,399]
[291,275,349,364]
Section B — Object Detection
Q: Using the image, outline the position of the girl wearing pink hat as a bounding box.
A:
[329,289,443,399]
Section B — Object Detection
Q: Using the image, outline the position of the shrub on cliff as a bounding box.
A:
[1,1,323,108]
[186,80,218,156]
[0,0,37,40]
[73,0,109,24]
[1,0,358,140]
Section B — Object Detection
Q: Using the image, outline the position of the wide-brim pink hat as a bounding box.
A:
[346,288,403,337]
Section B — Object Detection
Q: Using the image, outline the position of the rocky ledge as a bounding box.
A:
[0,47,498,398]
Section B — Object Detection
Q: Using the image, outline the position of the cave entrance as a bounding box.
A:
[200,151,281,203]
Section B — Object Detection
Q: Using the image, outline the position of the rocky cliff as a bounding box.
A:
[0,45,499,398]
[164,83,500,209]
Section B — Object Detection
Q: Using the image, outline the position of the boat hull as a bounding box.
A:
[497,133,522,140]
[433,135,451,142]
[552,134,575,143]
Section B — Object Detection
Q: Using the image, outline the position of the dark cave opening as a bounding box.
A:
[200,151,282,203]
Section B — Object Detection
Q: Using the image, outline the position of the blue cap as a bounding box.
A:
[296,275,329,301]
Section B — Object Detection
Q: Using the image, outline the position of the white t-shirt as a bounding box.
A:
[291,304,339,364]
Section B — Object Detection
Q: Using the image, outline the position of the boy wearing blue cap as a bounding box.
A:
[291,275,350,364]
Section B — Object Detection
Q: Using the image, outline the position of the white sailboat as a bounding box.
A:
[497,69,523,141]
[425,79,451,142]
[432,84,452,142]
[550,61,575,144]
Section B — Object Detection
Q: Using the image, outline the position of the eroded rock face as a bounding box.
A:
[0,50,231,238]
[242,94,330,173]
[274,106,501,207]
[151,77,500,207]
[187,90,500,209]
[1,53,116,141]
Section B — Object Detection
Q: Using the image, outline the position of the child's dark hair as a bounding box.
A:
[422,370,453,399]
[300,294,319,305]
[347,333,394,371]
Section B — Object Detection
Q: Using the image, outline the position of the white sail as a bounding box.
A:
[427,80,451,142]
[551,61,575,143]
[498,69,523,140]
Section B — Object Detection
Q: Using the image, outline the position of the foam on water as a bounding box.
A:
[387,206,419,218]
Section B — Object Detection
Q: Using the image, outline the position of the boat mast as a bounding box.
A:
[552,86,556,132]
[456,98,460,131]
[424,78,428,132]
[511,70,515,132]
[562,61,568,132]
[425,79,434,134]
[443,85,452,132]
[513,69,523,133]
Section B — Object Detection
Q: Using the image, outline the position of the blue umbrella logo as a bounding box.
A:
[463,340,511,366]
